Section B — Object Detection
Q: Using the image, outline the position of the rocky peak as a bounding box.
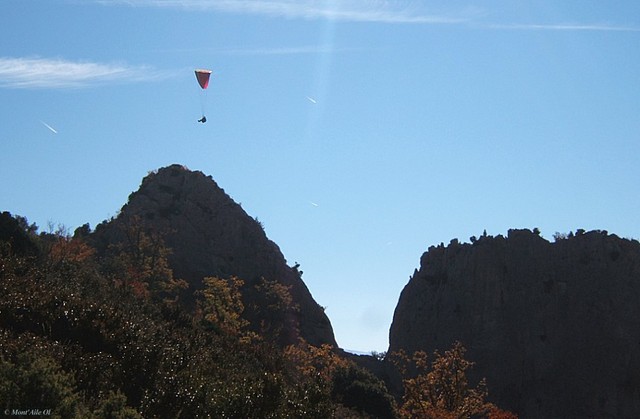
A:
[94,164,336,347]
[389,229,640,418]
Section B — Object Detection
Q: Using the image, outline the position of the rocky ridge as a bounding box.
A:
[92,164,336,347]
[389,229,640,418]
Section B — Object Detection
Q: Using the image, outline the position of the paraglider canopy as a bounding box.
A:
[195,69,212,89]
[194,69,212,123]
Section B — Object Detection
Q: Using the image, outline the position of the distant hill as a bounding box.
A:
[91,164,336,347]
[389,229,640,418]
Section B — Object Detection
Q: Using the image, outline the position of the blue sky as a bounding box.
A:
[2,1,639,352]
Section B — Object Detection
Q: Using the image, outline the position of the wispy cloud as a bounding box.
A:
[0,56,170,89]
[211,44,362,55]
[486,22,640,32]
[94,1,640,32]
[156,43,372,57]
[95,0,470,24]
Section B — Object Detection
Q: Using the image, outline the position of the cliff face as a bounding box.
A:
[389,229,640,418]
[93,164,336,347]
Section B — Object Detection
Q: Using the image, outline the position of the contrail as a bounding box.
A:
[40,120,58,134]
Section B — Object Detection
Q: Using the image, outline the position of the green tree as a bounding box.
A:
[0,344,87,418]
[93,391,142,419]
[331,364,397,419]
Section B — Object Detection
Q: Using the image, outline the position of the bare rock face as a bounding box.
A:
[389,229,640,418]
[93,164,336,347]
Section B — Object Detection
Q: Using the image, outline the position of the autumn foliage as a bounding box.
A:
[392,342,517,419]
[0,212,513,418]
[0,213,397,417]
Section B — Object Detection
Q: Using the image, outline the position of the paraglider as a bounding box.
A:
[195,68,212,123]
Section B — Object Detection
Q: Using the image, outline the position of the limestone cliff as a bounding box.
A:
[389,229,640,418]
[93,164,336,347]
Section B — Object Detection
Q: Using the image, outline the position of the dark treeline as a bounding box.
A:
[0,212,512,418]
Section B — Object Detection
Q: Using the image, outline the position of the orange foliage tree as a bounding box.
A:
[283,339,349,383]
[108,216,187,302]
[197,276,249,336]
[393,341,517,419]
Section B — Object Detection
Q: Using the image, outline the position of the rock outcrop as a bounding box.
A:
[92,164,336,347]
[389,229,640,418]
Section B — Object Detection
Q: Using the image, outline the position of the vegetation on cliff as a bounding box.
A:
[1,212,397,417]
[90,164,335,348]
[1,212,518,418]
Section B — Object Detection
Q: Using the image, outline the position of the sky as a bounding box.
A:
[1,1,639,353]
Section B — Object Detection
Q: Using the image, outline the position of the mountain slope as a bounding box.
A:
[92,164,336,347]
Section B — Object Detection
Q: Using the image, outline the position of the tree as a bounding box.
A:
[553,232,568,241]
[331,364,397,419]
[283,340,348,383]
[47,234,95,268]
[0,342,88,418]
[197,276,248,336]
[282,340,349,417]
[106,216,186,302]
[253,278,300,343]
[392,342,517,419]
[0,212,38,257]
[93,391,142,419]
